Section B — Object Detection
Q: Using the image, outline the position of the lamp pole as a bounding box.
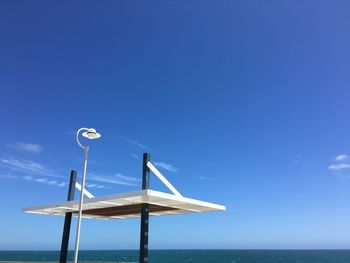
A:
[73,128,101,263]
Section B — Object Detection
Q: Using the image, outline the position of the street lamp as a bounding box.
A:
[73,128,101,263]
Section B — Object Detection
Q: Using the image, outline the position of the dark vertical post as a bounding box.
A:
[59,170,77,263]
[139,153,150,263]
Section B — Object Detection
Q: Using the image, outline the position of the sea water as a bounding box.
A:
[0,250,349,263]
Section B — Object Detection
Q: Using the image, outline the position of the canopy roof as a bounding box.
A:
[23,189,226,220]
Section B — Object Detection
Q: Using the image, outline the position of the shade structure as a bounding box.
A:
[23,189,226,220]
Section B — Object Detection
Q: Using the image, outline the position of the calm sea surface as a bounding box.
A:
[0,250,349,263]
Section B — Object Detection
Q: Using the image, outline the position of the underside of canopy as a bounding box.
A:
[23,189,226,220]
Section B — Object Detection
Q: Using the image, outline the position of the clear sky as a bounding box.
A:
[1,0,350,250]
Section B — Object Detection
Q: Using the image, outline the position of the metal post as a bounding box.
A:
[139,153,150,263]
[74,146,89,263]
[59,170,77,263]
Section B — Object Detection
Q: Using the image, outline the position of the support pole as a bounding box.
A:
[74,146,89,263]
[139,153,150,263]
[59,170,77,263]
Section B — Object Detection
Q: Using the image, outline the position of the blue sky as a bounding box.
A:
[1,0,350,250]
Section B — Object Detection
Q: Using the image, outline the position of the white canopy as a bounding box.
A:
[23,189,226,220]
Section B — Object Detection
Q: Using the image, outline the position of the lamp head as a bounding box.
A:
[82,128,101,139]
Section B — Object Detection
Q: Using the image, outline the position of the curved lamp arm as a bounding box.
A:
[76,127,89,149]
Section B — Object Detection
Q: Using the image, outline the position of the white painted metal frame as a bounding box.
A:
[23,190,226,220]
[75,182,95,199]
[147,161,182,197]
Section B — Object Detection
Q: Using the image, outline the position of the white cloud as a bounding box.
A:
[85,183,108,189]
[88,172,139,186]
[335,154,349,162]
[2,174,67,188]
[329,154,350,175]
[115,173,139,182]
[0,158,60,177]
[47,180,58,185]
[129,153,141,160]
[35,178,48,183]
[154,162,177,172]
[124,138,151,151]
[199,176,214,181]
[34,178,67,187]
[2,174,18,179]
[328,163,350,171]
[6,142,43,154]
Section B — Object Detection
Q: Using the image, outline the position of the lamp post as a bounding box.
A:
[73,128,101,263]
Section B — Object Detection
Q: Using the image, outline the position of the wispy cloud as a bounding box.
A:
[115,173,140,182]
[23,175,33,180]
[124,138,151,151]
[2,174,67,188]
[0,158,60,177]
[86,183,109,189]
[328,154,350,179]
[32,177,67,187]
[6,142,43,154]
[199,176,214,181]
[154,162,177,172]
[3,174,19,179]
[0,158,133,189]
[328,163,350,171]
[335,154,349,162]
[129,153,141,160]
[88,172,139,186]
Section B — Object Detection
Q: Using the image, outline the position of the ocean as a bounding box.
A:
[0,250,350,263]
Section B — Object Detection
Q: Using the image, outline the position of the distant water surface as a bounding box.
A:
[0,250,350,263]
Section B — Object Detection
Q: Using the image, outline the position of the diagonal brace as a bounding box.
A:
[75,182,95,198]
[147,161,182,197]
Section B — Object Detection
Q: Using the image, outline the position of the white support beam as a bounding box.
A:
[147,161,182,197]
[75,182,95,199]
